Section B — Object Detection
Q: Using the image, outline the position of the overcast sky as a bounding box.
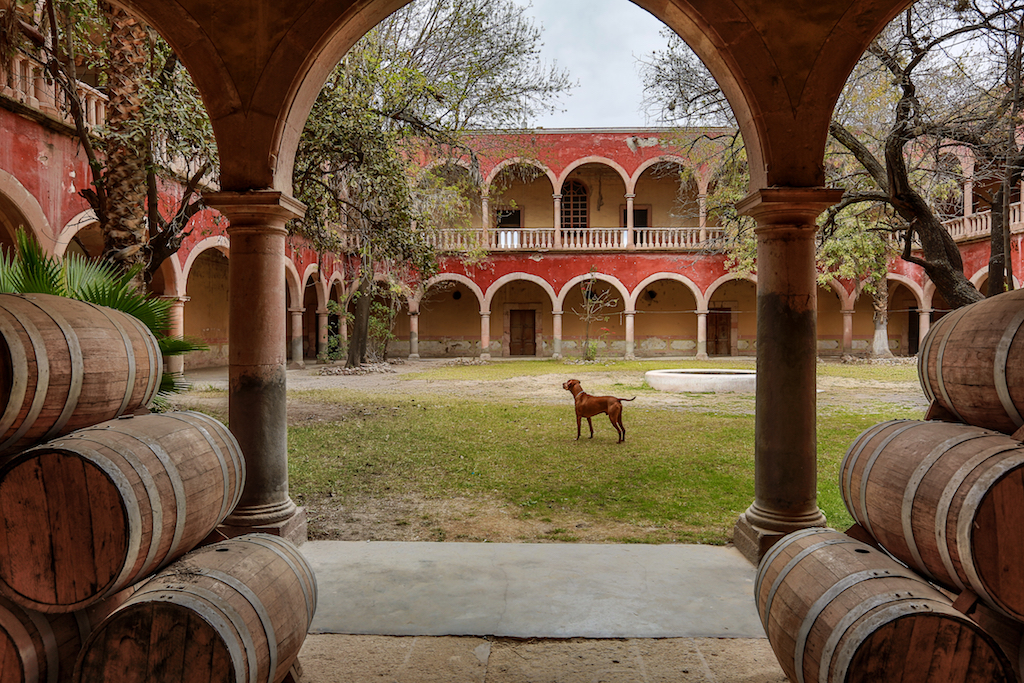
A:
[527,0,674,129]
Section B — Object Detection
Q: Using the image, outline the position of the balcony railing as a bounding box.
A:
[943,202,1024,242]
[436,226,725,252]
[2,51,107,128]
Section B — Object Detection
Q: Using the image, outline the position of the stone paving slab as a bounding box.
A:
[301,541,765,639]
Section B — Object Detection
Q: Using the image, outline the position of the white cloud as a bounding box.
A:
[527,0,671,128]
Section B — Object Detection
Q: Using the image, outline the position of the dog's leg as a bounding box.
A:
[586,416,594,438]
[575,414,582,440]
[609,405,624,443]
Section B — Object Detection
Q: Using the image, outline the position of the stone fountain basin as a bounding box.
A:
[645,368,757,393]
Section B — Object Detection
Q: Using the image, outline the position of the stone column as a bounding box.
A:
[732,187,844,565]
[553,194,562,249]
[919,307,932,344]
[696,310,709,360]
[480,312,491,359]
[842,309,855,356]
[624,311,636,359]
[288,308,305,369]
[552,310,563,359]
[409,310,420,359]
[481,194,491,248]
[162,296,187,375]
[204,190,307,543]
[316,308,329,360]
[625,193,636,249]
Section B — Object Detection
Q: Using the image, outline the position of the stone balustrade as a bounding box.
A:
[2,51,107,129]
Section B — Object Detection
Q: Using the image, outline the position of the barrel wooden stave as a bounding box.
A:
[841,419,1024,621]
[0,411,244,613]
[0,293,162,456]
[919,288,1024,434]
[0,587,133,683]
[74,534,317,683]
[756,528,1013,683]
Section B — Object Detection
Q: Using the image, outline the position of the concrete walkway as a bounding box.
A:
[295,541,788,683]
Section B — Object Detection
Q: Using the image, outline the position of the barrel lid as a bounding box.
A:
[0,450,129,612]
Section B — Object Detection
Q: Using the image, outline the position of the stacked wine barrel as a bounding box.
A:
[0,293,316,683]
[758,289,1024,683]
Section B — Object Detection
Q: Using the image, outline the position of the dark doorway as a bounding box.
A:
[709,308,732,356]
[908,305,919,355]
[510,310,536,356]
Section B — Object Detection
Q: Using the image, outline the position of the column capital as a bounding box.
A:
[736,187,845,229]
[552,310,563,316]
[624,310,636,317]
[205,190,306,234]
[842,309,855,316]
[552,193,563,200]
[624,193,636,199]
[288,307,305,314]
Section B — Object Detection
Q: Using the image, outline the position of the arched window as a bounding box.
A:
[561,179,588,230]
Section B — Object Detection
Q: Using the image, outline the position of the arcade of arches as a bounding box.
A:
[3,0,995,565]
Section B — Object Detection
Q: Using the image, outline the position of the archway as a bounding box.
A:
[183,245,230,369]
[418,278,486,357]
[632,276,700,357]
[706,278,757,357]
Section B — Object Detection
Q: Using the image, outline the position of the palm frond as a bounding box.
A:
[151,372,194,412]
[12,229,65,296]
[61,251,121,298]
[159,335,208,357]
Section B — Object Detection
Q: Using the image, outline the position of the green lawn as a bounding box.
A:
[282,360,922,543]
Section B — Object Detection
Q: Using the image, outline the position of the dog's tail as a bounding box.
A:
[619,397,637,402]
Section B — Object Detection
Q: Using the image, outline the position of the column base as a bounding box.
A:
[480,353,491,360]
[219,503,308,545]
[732,510,826,565]
[408,353,420,360]
[695,352,709,361]
[287,360,306,370]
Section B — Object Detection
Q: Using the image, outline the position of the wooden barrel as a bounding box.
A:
[841,419,1024,620]
[0,293,162,457]
[0,587,132,683]
[918,288,1024,434]
[74,534,317,683]
[0,411,244,613]
[756,527,1014,683]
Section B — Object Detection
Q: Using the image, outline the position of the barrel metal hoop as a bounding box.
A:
[918,315,944,403]
[110,429,188,561]
[0,310,30,439]
[857,422,920,538]
[902,430,991,581]
[204,568,278,682]
[0,597,40,682]
[760,537,855,633]
[755,527,832,605]
[993,307,1024,429]
[934,444,1020,592]
[841,421,904,521]
[240,535,317,623]
[933,306,972,422]
[62,442,152,597]
[148,590,254,683]
[179,411,245,493]
[38,302,83,439]
[23,604,60,683]
[0,306,46,450]
[162,412,238,521]
[796,569,922,683]
[84,304,136,417]
[122,312,161,406]
[817,591,918,683]
[831,601,932,683]
[958,453,1024,618]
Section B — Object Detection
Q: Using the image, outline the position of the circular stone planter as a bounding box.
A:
[645,368,757,393]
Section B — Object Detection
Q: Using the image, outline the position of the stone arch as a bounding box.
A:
[422,273,485,311]
[886,273,925,309]
[300,263,327,311]
[556,157,630,192]
[182,236,230,284]
[0,169,52,254]
[556,272,631,312]
[484,158,557,192]
[54,210,99,258]
[629,155,688,192]
[629,272,702,309]
[703,272,757,311]
[823,278,855,311]
[484,273,558,312]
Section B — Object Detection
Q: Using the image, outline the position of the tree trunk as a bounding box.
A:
[988,185,1006,297]
[870,283,893,358]
[99,2,149,280]
[346,273,372,368]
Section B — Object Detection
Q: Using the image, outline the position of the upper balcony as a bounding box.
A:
[942,202,1024,242]
[2,51,107,129]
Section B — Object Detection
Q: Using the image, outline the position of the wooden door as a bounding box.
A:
[708,308,731,356]
[509,310,536,356]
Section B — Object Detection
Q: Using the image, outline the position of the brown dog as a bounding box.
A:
[562,378,636,443]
